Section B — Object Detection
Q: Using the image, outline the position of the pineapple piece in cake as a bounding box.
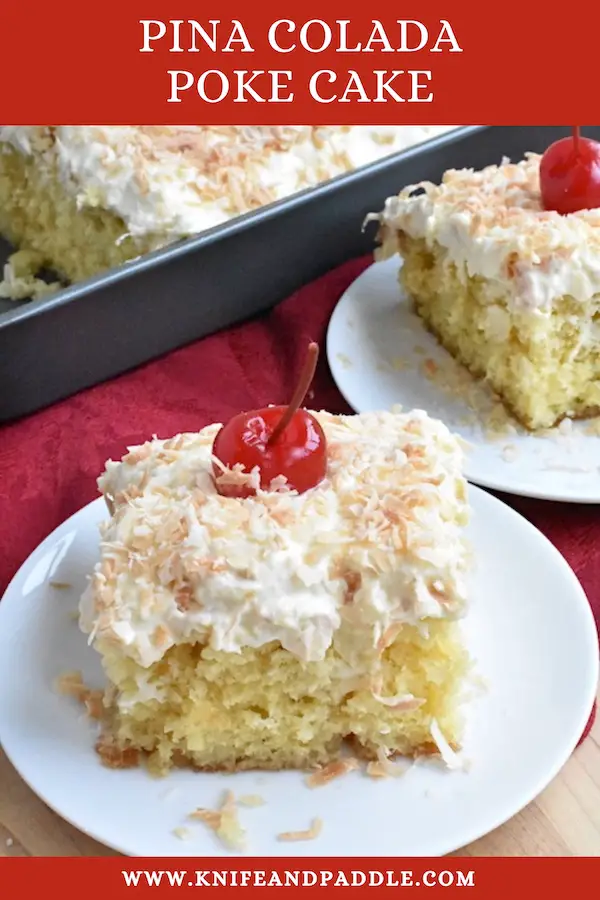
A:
[79,409,471,774]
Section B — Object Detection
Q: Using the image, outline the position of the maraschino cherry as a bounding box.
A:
[540,126,600,214]
[212,342,327,498]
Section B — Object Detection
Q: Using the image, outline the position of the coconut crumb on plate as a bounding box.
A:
[172,827,193,841]
[305,758,359,788]
[336,352,353,369]
[277,817,323,842]
[55,671,104,719]
[429,719,465,771]
[585,419,600,436]
[366,756,411,779]
[189,791,247,851]
[501,444,519,463]
[54,670,90,701]
[237,794,265,807]
[49,581,73,590]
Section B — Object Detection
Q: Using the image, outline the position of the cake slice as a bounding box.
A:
[374,153,600,431]
[0,125,455,296]
[79,409,471,774]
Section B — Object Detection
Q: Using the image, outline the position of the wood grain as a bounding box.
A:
[1,699,598,858]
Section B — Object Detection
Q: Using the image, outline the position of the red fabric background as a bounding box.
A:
[0,256,597,741]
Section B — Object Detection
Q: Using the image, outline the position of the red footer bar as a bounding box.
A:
[1,858,599,897]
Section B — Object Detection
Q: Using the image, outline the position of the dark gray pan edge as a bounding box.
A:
[0,126,594,422]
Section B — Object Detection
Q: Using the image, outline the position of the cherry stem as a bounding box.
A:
[573,126,581,156]
[268,342,319,445]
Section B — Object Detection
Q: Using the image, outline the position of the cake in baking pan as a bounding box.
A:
[373,153,600,431]
[0,125,456,297]
[79,408,471,774]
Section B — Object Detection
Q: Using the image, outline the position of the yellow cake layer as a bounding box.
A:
[397,236,600,431]
[97,620,469,775]
[0,147,161,284]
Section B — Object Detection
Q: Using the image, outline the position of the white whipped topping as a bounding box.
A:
[0,125,457,240]
[79,410,469,669]
[375,153,600,310]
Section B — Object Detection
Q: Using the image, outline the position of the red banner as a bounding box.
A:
[0,0,596,124]
[1,858,600,897]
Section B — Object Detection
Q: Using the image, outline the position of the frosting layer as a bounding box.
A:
[79,410,469,669]
[375,153,600,310]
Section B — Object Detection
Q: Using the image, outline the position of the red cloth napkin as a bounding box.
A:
[0,256,597,742]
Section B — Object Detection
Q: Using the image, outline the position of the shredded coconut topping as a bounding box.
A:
[79,410,469,670]
[374,153,600,310]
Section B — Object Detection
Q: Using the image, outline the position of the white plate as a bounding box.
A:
[0,494,597,858]
[327,257,600,503]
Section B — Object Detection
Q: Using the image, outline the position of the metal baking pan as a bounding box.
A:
[0,125,592,422]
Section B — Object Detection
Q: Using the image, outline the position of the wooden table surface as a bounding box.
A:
[1,700,599,858]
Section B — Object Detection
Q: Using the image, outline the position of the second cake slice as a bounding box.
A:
[374,154,600,431]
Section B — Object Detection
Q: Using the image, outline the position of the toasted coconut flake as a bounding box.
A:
[277,817,323,842]
[49,581,72,590]
[429,719,463,770]
[83,690,105,720]
[212,459,260,493]
[367,748,412,779]
[376,623,403,651]
[190,809,222,829]
[305,758,359,788]
[190,791,247,851]
[172,826,193,841]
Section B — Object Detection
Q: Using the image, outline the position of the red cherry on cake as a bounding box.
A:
[212,343,327,498]
[540,126,600,214]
